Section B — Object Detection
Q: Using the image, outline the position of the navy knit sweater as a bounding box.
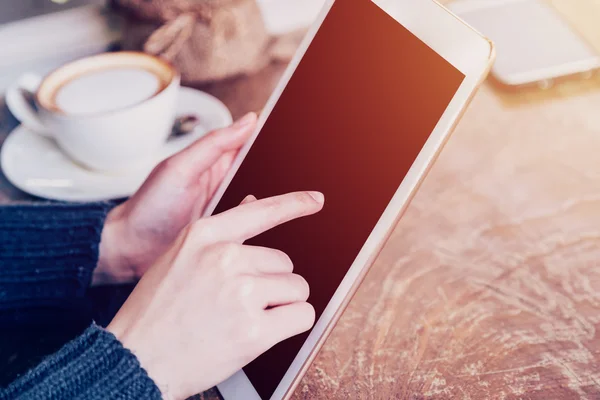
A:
[0,202,162,399]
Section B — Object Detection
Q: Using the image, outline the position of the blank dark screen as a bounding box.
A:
[212,0,465,398]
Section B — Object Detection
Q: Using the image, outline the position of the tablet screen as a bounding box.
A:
[212,0,465,397]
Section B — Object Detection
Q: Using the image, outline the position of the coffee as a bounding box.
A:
[54,68,162,115]
[36,52,175,116]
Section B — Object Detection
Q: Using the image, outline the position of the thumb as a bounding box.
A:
[168,112,257,182]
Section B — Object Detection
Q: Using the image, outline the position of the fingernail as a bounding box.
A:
[232,112,256,129]
[307,191,324,204]
[240,194,257,205]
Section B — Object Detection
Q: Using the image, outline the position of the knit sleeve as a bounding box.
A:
[0,202,116,310]
[0,323,162,400]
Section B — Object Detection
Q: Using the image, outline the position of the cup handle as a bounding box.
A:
[6,74,52,136]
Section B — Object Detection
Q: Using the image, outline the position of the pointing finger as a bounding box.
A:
[209,191,324,242]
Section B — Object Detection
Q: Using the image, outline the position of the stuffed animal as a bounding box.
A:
[111,0,304,84]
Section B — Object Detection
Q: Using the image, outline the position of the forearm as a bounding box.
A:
[0,202,116,309]
[0,323,162,399]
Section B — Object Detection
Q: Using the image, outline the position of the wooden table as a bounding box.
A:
[3,6,600,399]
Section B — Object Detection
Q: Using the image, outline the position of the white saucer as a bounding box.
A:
[1,87,233,202]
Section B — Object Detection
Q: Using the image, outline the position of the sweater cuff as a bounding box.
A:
[0,202,117,307]
[1,323,162,399]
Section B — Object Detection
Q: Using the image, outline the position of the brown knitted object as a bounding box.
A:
[111,0,305,84]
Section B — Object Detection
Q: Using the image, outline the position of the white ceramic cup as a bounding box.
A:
[6,52,180,173]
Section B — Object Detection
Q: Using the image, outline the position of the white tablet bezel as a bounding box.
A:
[209,1,494,399]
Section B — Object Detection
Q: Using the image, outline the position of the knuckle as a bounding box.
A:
[227,313,261,359]
[211,242,240,266]
[231,274,255,301]
[297,191,317,206]
[146,158,173,181]
[191,220,214,242]
[154,157,170,171]
[263,192,314,214]
[202,132,224,152]
[244,318,262,343]
[299,303,316,331]
[235,308,265,355]
[159,152,196,183]
[264,197,284,212]
[272,249,294,272]
[237,327,264,363]
[160,154,183,173]
[294,275,310,300]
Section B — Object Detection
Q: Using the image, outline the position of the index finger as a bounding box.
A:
[164,112,257,182]
[209,191,324,242]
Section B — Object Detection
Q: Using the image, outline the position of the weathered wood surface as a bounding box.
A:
[292,77,600,399]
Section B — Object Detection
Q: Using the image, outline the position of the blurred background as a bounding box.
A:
[0,0,100,22]
[1,0,599,94]
[0,0,326,92]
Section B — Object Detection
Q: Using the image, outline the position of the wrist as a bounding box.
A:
[95,205,137,285]
[108,321,178,400]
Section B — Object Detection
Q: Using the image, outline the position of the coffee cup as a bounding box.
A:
[6,52,180,172]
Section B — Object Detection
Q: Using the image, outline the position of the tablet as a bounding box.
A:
[207,0,494,399]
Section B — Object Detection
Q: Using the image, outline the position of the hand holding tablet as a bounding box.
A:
[211,0,493,398]
[107,191,325,400]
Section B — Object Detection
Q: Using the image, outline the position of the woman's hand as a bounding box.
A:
[106,191,324,400]
[95,112,257,285]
